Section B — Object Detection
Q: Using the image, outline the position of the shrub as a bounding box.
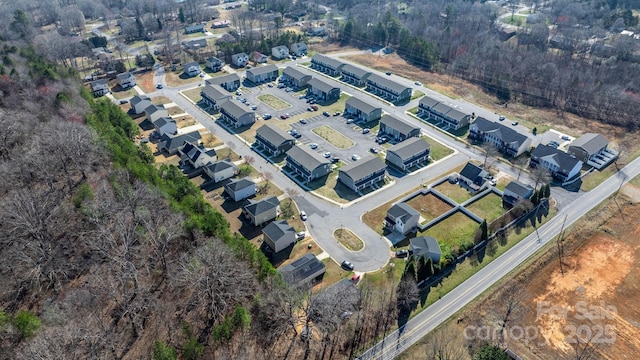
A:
[14,311,41,338]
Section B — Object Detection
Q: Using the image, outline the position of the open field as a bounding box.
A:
[427,137,455,161]
[335,228,364,251]
[182,87,203,103]
[167,105,184,116]
[257,94,291,110]
[312,125,355,149]
[405,193,454,224]
[465,192,504,222]
[503,15,527,27]
[199,132,224,148]
[151,96,172,105]
[136,72,157,93]
[421,212,479,259]
[435,181,474,204]
[164,71,202,87]
[174,115,196,128]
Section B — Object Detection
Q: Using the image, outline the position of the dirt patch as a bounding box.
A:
[137,72,156,93]
[174,115,196,128]
[405,193,453,223]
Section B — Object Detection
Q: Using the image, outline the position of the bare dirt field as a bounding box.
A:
[137,72,156,93]
[405,193,453,224]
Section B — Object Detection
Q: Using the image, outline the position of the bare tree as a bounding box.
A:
[481,143,500,169]
[531,165,552,190]
[427,327,467,360]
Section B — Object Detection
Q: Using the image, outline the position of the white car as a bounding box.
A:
[351,154,360,161]
[310,143,318,149]
[300,211,307,221]
[323,152,331,158]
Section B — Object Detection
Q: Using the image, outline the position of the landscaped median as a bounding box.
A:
[257,94,291,110]
[312,125,355,149]
[334,228,364,251]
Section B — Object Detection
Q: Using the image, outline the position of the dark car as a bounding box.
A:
[341,260,354,271]
[331,157,340,163]
[386,71,392,76]
[311,105,318,111]
[293,133,302,138]
[156,84,163,89]
[395,249,409,258]
[280,114,288,119]
[333,111,341,116]
[323,111,330,117]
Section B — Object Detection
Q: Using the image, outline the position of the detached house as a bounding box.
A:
[567,133,618,169]
[206,56,224,72]
[279,253,326,286]
[459,162,488,191]
[289,42,307,56]
[307,78,341,102]
[157,131,202,155]
[530,145,583,183]
[379,115,420,142]
[246,64,279,84]
[153,117,177,137]
[384,203,419,235]
[243,196,280,226]
[224,177,256,202]
[116,72,136,89]
[201,84,231,110]
[365,74,412,103]
[338,156,387,192]
[386,137,430,171]
[145,104,169,123]
[130,95,151,114]
[183,61,201,77]
[340,64,372,87]
[418,96,471,131]
[219,100,255,128]
[203,160,238,183]
[231,52,249,67]
[502,180,534,208]
[206,73,241,91]
[282,66,312,89]
[252,51,268,64]
[179,141,217,169]
[285,146,332,183]
[271,45,290,60]
[310,54,345,76]
[262,220,296,253]
[90,79,109,97]
[255,124,295,157]
[410,236,442,264]
[344,97,382,122]
[185,24,205,34]
[468,117,532,157]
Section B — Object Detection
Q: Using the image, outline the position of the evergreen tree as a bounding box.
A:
[473,343,509,360]
[480,219,488,242]
[179,8,186,23]
[543,184,551,199]
[403,256,417,281]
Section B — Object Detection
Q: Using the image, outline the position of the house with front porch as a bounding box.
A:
[206,56,224,72]
[255,124,295,157]
[116,72,136,89]
[385,137,430,171]
[90,79,109,97]
[468,117,532,157]
[502,180,534,208]
[179,141,217,169]
[379,115,420,142]
[271,45,290,60]
[203,160,238,183]
[344,96,382,123]
[285,145,332,183]
[183,61,201,77]
[130,95,151,114]
[289,42,307,56]
[458,162,488,191]
[338,156,387,192]
[231,52,249,67]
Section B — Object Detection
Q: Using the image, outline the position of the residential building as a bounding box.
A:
[218,100,255,128]
[417,96,471,131]
[459,162,488,191]
[567,133,618,169]
[530,144,583,182]
[183,61,201,77]
[153,117,177,137]
[285,146,332,183]
[212,19,231,28]
[344,96,382,122]
[243,196,280,226]
[90,79,109,97]
[224,177,256,202]
[183,39,207,51]
[384,202,420,235]
[379,115,420,141]
[307,78,341,102]
[340,64,372,87]
[502,180,534,208]
[410,236,442,264]
[252,51,268,64]
[307,26,326,37]
[271,45,290,60]
[385,137,430,171]
[206,73,241,91]
[279,253,326,286]
[185,24,205,34]
[255,124,295,157]
[203,160,238,183]
[179,141,217,169]
[157,131,202,155]
[231,52,249,67]
[310,54,345,76]
[262,220,296,253]
[282,66,312,89]
[145,104,169,123]
[206,56,224,72]
[289,42,307,56]
[200,84,231,110]
[246,64,279,84]
[338,156,387,192]
[365,73,412,103]
[468,117,532,157]
[116,72,136,89]
[130,95,151,114]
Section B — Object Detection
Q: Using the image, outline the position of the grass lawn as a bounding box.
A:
[362,258,406,288]
[255,180,283,199]
[405,193,454,224]
[334,228,364,251]
[174,115,197,128]
[182,87,203,103]
[214,147,241,162]
[312,125,355,149]
[465,192,504,222]
[281,239,323,268]
[167,106,185,116]
[411,90,424,101]
[580,166,616,192]
[200,132,224,148]
[362,200,394,235]
[319,93,350,114]
[503,15,526,27]
[111,86,137,100]
[278,198,304,231]
[165,71,202,87]
[426,136,454,161]
[434,181,474,204]
[151,96,173,105]
[236,164,258,178]
[421,211,479,258]
[318,259,353,290]
[257,94,292,110]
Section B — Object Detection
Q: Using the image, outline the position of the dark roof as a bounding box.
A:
[279,253,326,285]
[387,137,430,160]
[201,84,229,101]
[91,79,108,87]
[262,220,295,243]
[247,64,278,77]
[225,177,255,191]
[185,24,204,32]
[341,64,371,79]
[130,95,150,106]
[272,45,289,52]
[291,42,307,49]
[145,104,167,115]
[256,124,293,146]
[531,145,582,172]
[340,156,386,182]
[116,72,134,81]
[204,160,237,173]
[472,117,529,147]
[366,73,412,94]
[206,56,223,64]
[410,236,442,260]
[445,108,468,122]
[243,196,280,216]
[345,96,380,114]
[153,116,176,129]
[181,141,213,163]
[158,131,202,151]
[504,180,533,198]
[207,73,241,86]
[459,162,487,185]
[419,96,440,108]
[380,115,419,135]
[387,202,419,222]
[286,145,329,171]
[220,100,252,119]
[184,39,207,49]
[283,66,309,81]
[311,54,344,69]
[308,77,339,94]
[570,133,609,154]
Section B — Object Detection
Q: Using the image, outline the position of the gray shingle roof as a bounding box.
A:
[387,202,419,221]
[220,100,252,119]
[472,117,529,147]
[184,39,207,49]
[158,131,202,151]
[410,236,442,260]
[419,96,440,108]
[206,56,223,64]
[130,95,150,106]
[387,137,430,160]
[204,160,237,173]
[380,115,419,136]
[531,145,582,172]
[272,45,289,52]
[185,24,204,32]
[366,73,412,94]
[116,72,133,82]
[341,64,371,79]
[145,104,167,115]
[262,220,295,244]
[201,84,229,101]
[225,177,255,191]
[91,79,108,87]
[243,196,280,216]
[206,73,241,86]
[504,180,533,198]
[345,96,380,114]
[340,156,386,182]
[570,133,609,155]
[311,54,344,70]
[283,66,309,81]
[445,108,468,122]
[286,145,329,171]
[308,77,339,94]
[459,162,487,185]
[153,116,176,129]
[247,64,278,77]
[279,253,326,285]
[256,124,293,147]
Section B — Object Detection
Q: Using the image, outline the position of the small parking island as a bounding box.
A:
[312,125,355,149]
[257,94,291,110]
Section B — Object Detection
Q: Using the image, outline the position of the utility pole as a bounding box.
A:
[556,214,568,275]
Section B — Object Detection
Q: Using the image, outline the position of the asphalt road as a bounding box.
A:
[356,159,640,359]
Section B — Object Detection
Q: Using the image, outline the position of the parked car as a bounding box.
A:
[499,116,505,121]
[310,105,318,111]
[351,154,360,161]
[267,83,273,88]
[293,133,302,138]
[280,114,288,119]
[331,157,340,163]
[156,84,163,89]
[414,81,422,86]
[323,111,330,117]
[240,98,247,103]
[395,249,409,258]
[307,107,313,111]
[300,118,308,124]
[296,232,306,240]
[263,113,272,120]
[362,128,370,134]
[251,105,257,110]
[385,71,392,76]
[369,147,378,154]
[346,119,354,124]
[278,83,286,88]
[288,129,298,135]
[300,211,307,221]
[309,143,318,149]
[236,90,242,95]
[548,141,560,148]
[119,99,129,104]
[561,135,571,141]
[341,260,355,271]
[333,111,341,116]
[323,152,331,158]
[511,121,519,126]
